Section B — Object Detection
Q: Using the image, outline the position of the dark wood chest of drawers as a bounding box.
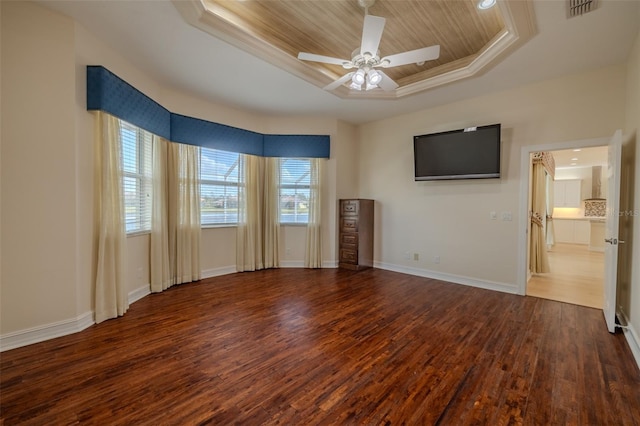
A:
[339,199,374,270]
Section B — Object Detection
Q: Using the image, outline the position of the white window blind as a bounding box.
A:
[279,158,311,224]
[120,120,153,234]
[200,147,240,225]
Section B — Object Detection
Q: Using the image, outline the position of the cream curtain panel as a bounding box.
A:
[151,136,171,292]
[94,112,129,323]
[263,158,280,269]
[151,138,201,292]
[174,143,201,283]
[237,154,263,272]
[530,163,551,274]
[236,155,280,271]
[305,158,323,268]
[545,173,555,248]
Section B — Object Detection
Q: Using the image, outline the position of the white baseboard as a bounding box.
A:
[279,260,338,268]
[201,265,237,279]
[0,311,94,352]
[0,283,153,352]
[323,260,339,268]
[618,310,640,370]
[202,262,336,274]
[373,261,519,295]
[280,260,305,268]
[129,284,150,304]
[280,260,338,269]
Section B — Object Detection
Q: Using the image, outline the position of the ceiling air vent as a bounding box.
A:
[568,0,598,18]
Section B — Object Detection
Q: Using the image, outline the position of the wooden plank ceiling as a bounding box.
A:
[205,0,505,86]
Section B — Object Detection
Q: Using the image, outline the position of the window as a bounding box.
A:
[121,120,152,234]
[279,158,311,224]
[200,147,241,225]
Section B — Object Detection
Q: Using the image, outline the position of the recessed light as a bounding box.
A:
[573,149,581,152]
[571,157,578,161]
[477,0,496,9]
[570,162,577,166]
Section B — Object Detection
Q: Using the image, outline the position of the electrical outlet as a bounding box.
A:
[413,253,419,261]
[490,211,497,220]
[404,251,410,260]
[286,248,291,256]
[434,256,440,264]
[137,267,143,279]
[502,211,513,221]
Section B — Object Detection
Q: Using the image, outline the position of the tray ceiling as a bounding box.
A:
[173,0,537,99]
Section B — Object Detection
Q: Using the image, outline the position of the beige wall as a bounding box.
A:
[201,227,237,275]
[1,2,79,332]
[622,28,640,339]
[335,121,359,201]
[357,65,626,289]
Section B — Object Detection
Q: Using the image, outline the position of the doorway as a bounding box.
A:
[517,136,611,302]
[526,146,608,308]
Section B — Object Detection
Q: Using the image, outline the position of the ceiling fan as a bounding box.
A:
[297,0,440,92]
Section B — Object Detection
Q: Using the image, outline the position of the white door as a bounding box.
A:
[603,130,622,333]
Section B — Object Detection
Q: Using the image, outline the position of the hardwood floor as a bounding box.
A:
[527,243,605,309]
[2,268,639,424]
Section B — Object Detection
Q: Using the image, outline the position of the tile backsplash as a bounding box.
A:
[585,199,606,217]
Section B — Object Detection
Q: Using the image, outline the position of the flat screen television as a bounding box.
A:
[413,123,501,181]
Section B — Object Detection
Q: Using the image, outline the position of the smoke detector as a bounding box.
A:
[568,0,598,18]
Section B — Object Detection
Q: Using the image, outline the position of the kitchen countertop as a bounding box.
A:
[552,217,605,222]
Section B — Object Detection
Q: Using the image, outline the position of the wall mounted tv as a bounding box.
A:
[413,123,501,181]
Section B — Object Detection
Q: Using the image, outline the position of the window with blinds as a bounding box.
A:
[121,121,153,234]
[279,158,310,224]
[200,147,241,225]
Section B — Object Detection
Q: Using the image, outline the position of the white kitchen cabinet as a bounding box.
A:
[554,219,573,243]
[553,219,590,244]
[554,179,582,208]
[574,220,590,244]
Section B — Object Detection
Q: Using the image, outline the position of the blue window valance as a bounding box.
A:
[170,114,264,156]
[87,66,171,139]
[86,66,330,158]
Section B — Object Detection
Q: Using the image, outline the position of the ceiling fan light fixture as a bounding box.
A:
[477,0,496,10]
[367,69,382,85]
[297,10,439,94]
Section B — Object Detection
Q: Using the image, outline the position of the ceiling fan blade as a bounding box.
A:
[381,45,440,68]
[360,15,386,56]
[376,70,399,91]
[323,73,354,91]
[298,52,350,66]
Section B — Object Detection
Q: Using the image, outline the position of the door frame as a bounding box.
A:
[517,136,610,296]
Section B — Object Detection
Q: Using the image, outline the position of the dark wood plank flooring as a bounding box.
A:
[2,268,639,425]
